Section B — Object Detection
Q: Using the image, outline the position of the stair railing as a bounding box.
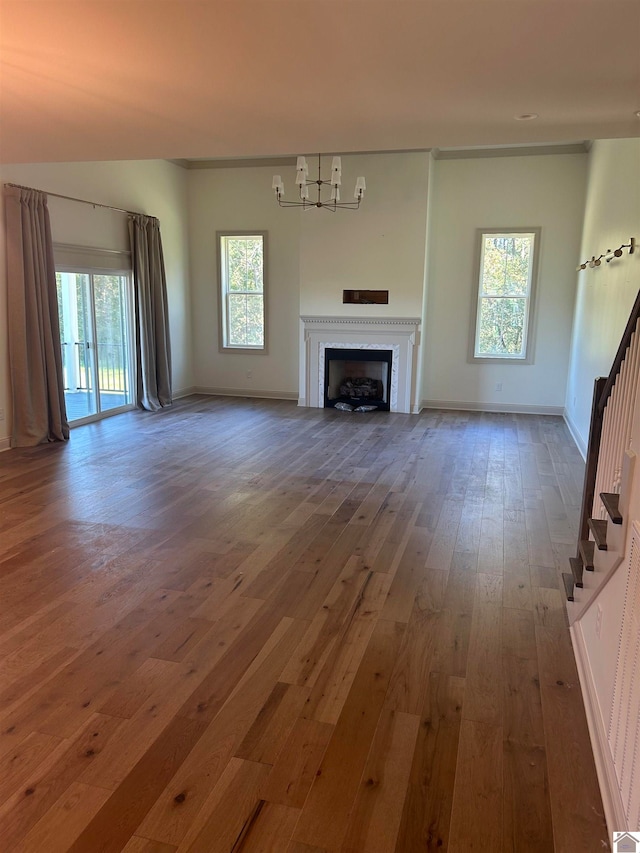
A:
[578,288,640,548]
[593,318,640,517]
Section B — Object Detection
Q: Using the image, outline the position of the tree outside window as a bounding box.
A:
[472,229,539,362]
[218,233,266,352]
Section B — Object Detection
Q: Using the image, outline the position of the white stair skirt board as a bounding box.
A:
[300,316,421,415]
[571,518,640,837]
[571,621,627,838]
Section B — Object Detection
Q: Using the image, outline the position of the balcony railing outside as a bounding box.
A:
[61,341,129,395]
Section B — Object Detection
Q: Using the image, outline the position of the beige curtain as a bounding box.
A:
[5,187,69,447]
[128,214,172,411]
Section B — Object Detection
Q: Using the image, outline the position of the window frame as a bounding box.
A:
[469,226,541,365]
[217,231,268,354]
[55,264,136,424]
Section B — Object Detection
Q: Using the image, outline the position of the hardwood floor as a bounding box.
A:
[0,397,609,852]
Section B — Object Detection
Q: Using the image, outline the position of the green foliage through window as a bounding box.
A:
[474,232,536,359]
[220,235,265,349]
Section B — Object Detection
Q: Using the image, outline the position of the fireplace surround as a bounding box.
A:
[299,316,421,414]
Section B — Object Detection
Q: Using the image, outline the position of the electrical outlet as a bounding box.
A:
[246,370,252,380]
[0,408,4,421]
[596,604,603,639]
[495,383,502,392]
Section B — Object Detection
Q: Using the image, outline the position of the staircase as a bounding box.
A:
[562,290,640,620]
[563,476,632,617]
[561,287,640,837]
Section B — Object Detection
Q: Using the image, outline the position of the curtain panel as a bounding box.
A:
[128,214,172,411]
[5,187,69,447]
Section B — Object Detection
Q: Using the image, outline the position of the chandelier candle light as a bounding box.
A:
[272,154,366,211]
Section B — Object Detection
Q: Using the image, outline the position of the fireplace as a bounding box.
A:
[299,316,421,414]
[324,348,393,410]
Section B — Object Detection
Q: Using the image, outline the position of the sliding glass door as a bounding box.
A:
[56,270,135,423]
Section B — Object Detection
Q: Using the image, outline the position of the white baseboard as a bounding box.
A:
[570,621,626,837]
[0,436,10,452]
[563,408,588,460]
[193,386,298,402]
[173,385,197,400]
[419,399,564,416]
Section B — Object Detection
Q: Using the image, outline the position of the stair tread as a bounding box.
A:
[562,572,575,602]
[569,556,584,587]
[588,518,608,550]
[579,539,595,570]
[600,492,623,524]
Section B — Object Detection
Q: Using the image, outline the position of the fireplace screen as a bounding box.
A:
[324,348,393,411]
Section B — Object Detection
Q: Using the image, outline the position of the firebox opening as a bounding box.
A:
[324,348,393,411]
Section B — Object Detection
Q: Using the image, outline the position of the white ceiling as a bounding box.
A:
[1,0,639,165]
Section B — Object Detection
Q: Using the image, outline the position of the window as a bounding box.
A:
[218,232,266,352]
[471,228,540,362]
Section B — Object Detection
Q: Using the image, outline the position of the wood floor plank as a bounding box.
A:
[19,781,113,853]
[0,730,63,806]
[0,401,605,852]
[261,717,334,809]
[68,715,208,853]
[0,713,124,849]
[340,708,420,853]
[291,618,405,850]
[235,682,309,764]
[176,758,271,853]
[122,839,178,853]
[503,739,554,853]
[300,571,392,725]
[535,626,609,852]
[463,603,503,726]
[394,672,465,853]
[385,571,447,714]
[137,619,307,847]
[379,528,432,623]
[448,719,504,853]
[232,801,300,852]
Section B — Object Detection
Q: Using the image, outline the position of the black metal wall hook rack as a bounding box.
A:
[577,237,636,271]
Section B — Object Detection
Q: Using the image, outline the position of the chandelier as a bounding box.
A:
[272,154,366,211]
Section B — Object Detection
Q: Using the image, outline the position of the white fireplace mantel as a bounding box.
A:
[299,316,421,414]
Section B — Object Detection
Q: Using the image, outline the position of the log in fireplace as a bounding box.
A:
[324,347,393,411]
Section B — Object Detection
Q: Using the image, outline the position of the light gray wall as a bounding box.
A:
[5,146,631,450]
[186,153,431,401]
[0,159,192,447]
[299,152,431,318]
[421,153,588,413]
[187,165,301,398]
[565,138,640,455]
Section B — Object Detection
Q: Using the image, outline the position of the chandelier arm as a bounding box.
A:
[278,198,314,208]
[333,204,361,210]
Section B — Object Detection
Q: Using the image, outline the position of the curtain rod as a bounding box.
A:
[3,182,145,217]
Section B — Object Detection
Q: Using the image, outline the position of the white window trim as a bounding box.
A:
[55,266,136,424]
[217,231,268,354]
[468,226,541,365]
